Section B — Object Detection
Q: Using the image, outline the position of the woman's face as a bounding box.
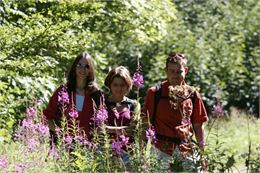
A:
[75,57,90,80]
[110,77,128,99]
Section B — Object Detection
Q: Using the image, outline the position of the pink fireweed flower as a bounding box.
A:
[86,142,97,150]
[28,138,37,151]
[92,106,108,126]
[212,103,224,118]
[58,87,69,105]
[112,140,123,155]
[36,123,49,136]
[22,118,35,131]
[14,133,24,141]
[55,127,61,133]
[78,137,95,150]
[68,108,78,119]
[64,135,73,146]
[132,71,144,88]
[133,56,144,88]
[146,127,156,143]
[74,135,83,143]
[15,163,27,173]
[119,135,129,145]
[112,135,129,155]
[26,107,37,118]
[48,146,60,159]
[0,156,8,169]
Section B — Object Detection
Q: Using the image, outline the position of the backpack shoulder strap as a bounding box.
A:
[151,83,162,125]
[190,90,197,123]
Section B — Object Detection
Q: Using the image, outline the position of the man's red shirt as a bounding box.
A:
[142,80,208,154]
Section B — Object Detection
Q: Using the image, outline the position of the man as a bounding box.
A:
[142,52,208,170]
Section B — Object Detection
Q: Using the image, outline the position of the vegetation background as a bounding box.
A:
[0,0,259,143]
[0,0,259,172]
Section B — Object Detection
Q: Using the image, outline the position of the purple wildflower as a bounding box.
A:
[25,107,37,118]
[74,135,92,148]
[133,55,144,88]
[212,103,224,118]
[133,71,144,88]
[86,142,97,150]
[111,135,129,155]
[48,146,60,159]
[92,106,108,126]
[15,163,27,173]
[68,108,78,119]
[146,127,156,143]
[14,133,24,141]
[74,135,83,143]
[0,156,8,169]
[36,123,49,136]
[64,135,73,147]
[79,137,95,150]
[22,119,35,131]
[119,135,129,146]
[112,140,123,155]
[28,138,37,151]
[58,87,69,105]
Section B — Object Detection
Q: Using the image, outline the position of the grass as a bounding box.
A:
[205,110,260,172]
[0,109,259,172]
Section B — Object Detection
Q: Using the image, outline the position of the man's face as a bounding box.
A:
[166,62,188,86]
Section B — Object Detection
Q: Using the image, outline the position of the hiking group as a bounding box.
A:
[43,51,208,171]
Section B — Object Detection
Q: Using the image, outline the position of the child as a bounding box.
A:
[104,66,140,165]
[104,66,140,138]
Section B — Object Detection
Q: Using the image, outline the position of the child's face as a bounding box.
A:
[166,62,188,86]
[110,77,128,99]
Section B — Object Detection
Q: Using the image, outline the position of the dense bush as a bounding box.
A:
[0,0,177,140]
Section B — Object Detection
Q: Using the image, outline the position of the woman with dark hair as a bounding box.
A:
[43,52,103,144]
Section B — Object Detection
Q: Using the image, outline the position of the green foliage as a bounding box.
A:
[245,144,260,172]
[170,0,260,113]
[0,0,259,141]
[0,0,177,140]
[205,113,260,172]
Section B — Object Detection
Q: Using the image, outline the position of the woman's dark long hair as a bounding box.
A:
[67,52,99,93]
